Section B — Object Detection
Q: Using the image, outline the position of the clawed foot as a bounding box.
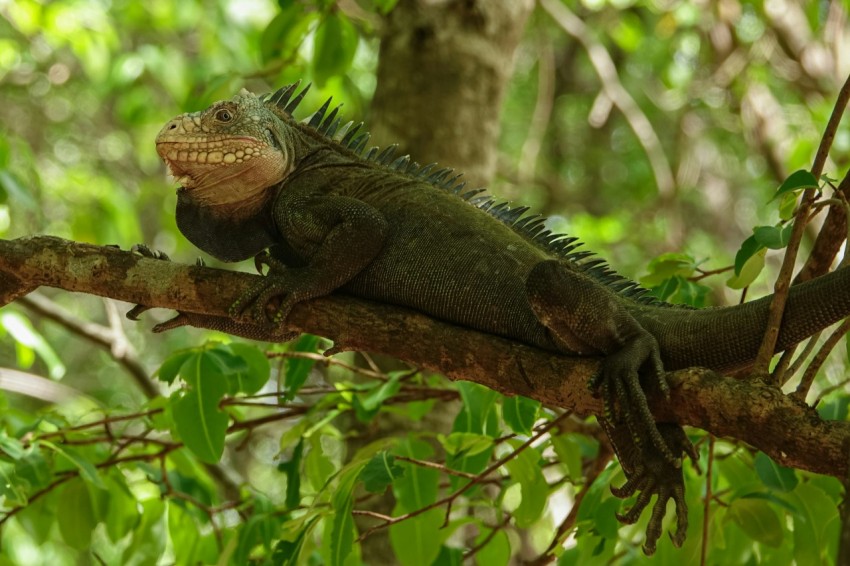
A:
[229,251,295,324]
[602,419,699,555]
[588,334,699,554]
[131,243,170,261]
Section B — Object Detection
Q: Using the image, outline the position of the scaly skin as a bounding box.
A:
[151,85,850,554]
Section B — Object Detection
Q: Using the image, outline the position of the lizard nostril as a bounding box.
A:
[168,122,177,130]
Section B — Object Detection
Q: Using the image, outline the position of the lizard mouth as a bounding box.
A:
[156,137,263,190]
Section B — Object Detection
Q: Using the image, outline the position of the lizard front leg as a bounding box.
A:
[231,193,389,326]
[124,245,299,340]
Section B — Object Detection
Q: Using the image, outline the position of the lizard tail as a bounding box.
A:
[633,266,850,373]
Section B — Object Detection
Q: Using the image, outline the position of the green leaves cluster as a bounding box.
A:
[642,169,824,298]
[261,2,368,86]
[730,169,820,289]
[157,343,270,463]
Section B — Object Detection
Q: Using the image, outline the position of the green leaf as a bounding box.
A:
[41,441,105,490]
[370,0,399,14]
[277,438,304,509]
[551,434,582,481]
[359,451,405,494]
[205,346,250,375]
[447,403,499,490]
[168,501,217,564]
[171,353,229,464]
[753,224,793,250]
[0,432,24,460]
[502,396,540,435]
[435,545,464,565]
[590,497,622,539]
[104,472,141,542]
[156,348,195,384]
[787,482,839,564]
[754,452,798,492]
[455,381,498,434]
[13,448,50,492]
[57,479,99,550]
[726,498,784,547]
[503,443,547,528]
[438,432,493,457]
[274,517,319,566]
[389,507,445,566]
[676,277,710,307]
[313,12,359,86]
[353,373,403,421]
[222,343,271,395]
[1,311,65,379]
[328,463,365,566]
[0,461,27,505]
[234,515,266,565]
[305,434,337,491]
[284,334,320,400]
[728,242,766,289]
[123,498,167,564]
[733,235,763,276]
[650,276,680,301]
[641,252,697,286]
[260,4,317,64]
[771,169,819,201]
[15,492,54,543]
[475,526,511,566]
[818,394,849,420]
[778,191,797,220]
[393,438,439,511]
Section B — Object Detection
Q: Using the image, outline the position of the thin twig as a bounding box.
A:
[757,71,850,376]
[18,293,158,398]
[540,0,676,198]
[519,37,555,184]
[700,435,715,566]
[463,514,512,561]
[794,318,850,401]
[816,377,850,405]
[394,455,480,480]
[356,413,569,543]
[533,443,614,564]
[784,332,822,383]
[267,350,391,380]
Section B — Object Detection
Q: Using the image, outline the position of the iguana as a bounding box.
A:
[149,83,850,554]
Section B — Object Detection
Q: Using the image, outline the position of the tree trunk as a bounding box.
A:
[351,1,533,562]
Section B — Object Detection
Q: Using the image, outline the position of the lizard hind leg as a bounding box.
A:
[526,259,696,552]
[525,260,674,461]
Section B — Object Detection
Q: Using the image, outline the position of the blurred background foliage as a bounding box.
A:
[0,0,849,564]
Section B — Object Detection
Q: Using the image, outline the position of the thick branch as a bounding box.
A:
[1,236,848,477]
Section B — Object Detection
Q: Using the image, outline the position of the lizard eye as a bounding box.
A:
[215,109,233,122]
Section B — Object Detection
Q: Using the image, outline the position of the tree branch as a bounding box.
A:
[1,236,848,478]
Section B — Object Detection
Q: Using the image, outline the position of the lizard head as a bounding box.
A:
[155,89,290,213]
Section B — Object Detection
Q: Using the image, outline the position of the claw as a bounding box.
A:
[126,304,152,321]
[617,486,653,524]
[254,250,271,275]
[131,243,170,261]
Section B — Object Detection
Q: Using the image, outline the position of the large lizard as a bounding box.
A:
[149,83,850,554]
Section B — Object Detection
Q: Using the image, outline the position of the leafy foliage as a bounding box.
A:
[1,0,849,564]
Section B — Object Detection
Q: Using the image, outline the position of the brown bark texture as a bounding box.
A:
[368,0,534,187]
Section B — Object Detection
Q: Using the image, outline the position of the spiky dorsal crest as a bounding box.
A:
[259,82,677,307]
